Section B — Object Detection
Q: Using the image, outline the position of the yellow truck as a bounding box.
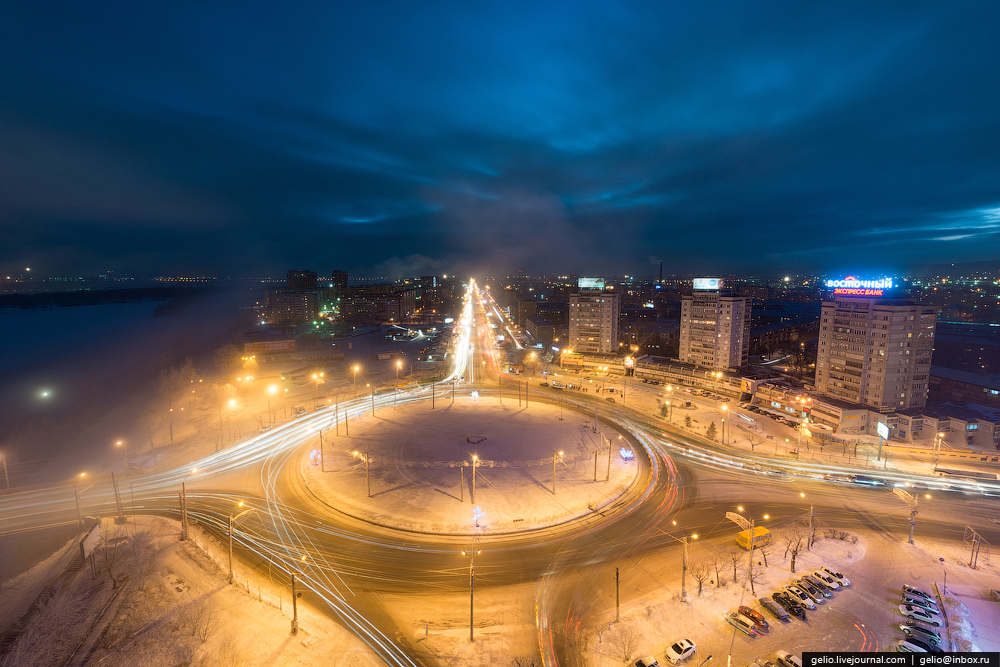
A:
[736,526,771,550]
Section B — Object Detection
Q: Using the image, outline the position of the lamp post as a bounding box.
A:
[228,501,257,584]
[720,405,727,445]
[552,450,563,494]
[396,360,402,382]
[73,472,87,529]
[471,455,478,504]
[352,365,360,397]
[267,384,278,424]
[311,372,324,409]
[461,546,481,642]
[0,452,9,490]
[666,385,674,422]
[659,522,698,602]
[115,439,130,478]
[933,431,945,466]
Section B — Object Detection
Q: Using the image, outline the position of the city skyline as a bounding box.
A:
[2,3,999,278]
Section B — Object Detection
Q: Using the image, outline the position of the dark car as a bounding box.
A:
[759,597,789,621]
[605,397,616,402]
[772,592,804,618]
[798,578,832,599]
[803,574,833,592]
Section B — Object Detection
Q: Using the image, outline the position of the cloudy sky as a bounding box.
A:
[1,1,998,278]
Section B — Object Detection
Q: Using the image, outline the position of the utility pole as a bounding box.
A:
[471,456,477,504]
[180,482,188,541]
[606,437,613,481]
[318,430,324,472]
[291,573,299,634]
[452,380,456,403]
[366,452,371,498]
[432,381,435,409]
[371,388,375,416]
[593,449,598,482]
[228,513,234,583]
[681,536,689,602]
[461,548,480,642]
[808,505,814,550]
[525,380,528,407]
[1,453,9,490]
[615,567,620,622]
[747,519,756,595]
[111,472,127,525]
[593,406,599,433]
[345,409,349,436]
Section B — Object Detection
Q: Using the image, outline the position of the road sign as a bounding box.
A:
[725,511,750,531]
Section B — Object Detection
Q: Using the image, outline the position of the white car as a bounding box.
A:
[899,604,942,627]
[636,658,660,667]
[783,586,817,610]
[725,611,759,637]
[901,595,939,614]
[775,651,802,667]
[811,570,841,589]
[820,566,851,587]
[899,623,941,646]
[664,639,697,664]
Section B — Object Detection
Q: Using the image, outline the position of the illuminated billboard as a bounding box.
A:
[578,278,605,289]
[825,276,893,297]
[693,278,723,290]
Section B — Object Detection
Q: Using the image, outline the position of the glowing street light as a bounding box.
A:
[267,384,278,423]
[73,472,87,529]
[115,439,130,478]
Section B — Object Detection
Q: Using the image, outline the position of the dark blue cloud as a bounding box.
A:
[1,1,998,277]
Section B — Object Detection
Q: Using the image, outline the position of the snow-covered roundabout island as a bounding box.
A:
[301,395,641,534]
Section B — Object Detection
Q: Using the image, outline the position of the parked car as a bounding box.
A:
[664,639,697,664]
[820,566,851,587]
[811,570,841,589]
[539,382,549,387]
[897,636,940,653]
[902,585,934,602]
[775,651,802,667]
[759,597,789,621]
[902,596,939,615]
[725,611,759,637]
[784,585,817,610]
[899,604,942,627]
[797,578,830,601]
[899,623,942,647]
[605,397,616,403]
[755,660,777,667]
[772,592,804,618]
[803,574,834,593]
[738,605,769,631]
[636,658,660,667]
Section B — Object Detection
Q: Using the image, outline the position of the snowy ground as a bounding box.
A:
[303,396,638,534]
[1,516,380,667]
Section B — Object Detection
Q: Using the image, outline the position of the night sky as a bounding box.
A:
[2,2,999,278]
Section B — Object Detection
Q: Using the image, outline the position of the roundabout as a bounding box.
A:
[301,396,640,534]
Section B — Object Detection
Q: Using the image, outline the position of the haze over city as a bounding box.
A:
[3,2,1000,278]
[2,4,1000,667]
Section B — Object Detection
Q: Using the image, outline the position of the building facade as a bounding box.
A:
[815,290,936,411]
[568,283,620,355]
[678,280,750,370]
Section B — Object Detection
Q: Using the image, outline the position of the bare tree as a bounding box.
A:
[214,344,244,377]
[606,620,641,663]
[691,561,711,597]
[99,523,129,590]
[758,544,770,568]
[781,527,807,573]
[512,657,540,667]
[746,431,765,452]
[711,554,725,587]
[727,548,744,583]
[745,562,766,596]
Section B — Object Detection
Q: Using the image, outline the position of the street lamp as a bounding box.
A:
[396,360,402,382]
[267,384,278,423]
[460,546,481,642]
[552,450,563,494]
[933,432,945,466]
[73,472,87,529]
[311,372,324,409]
[665,385,674,422]
[228,500,258,584]
[115,439,130,478]
[720,405,728,445]
[353,365,360,397]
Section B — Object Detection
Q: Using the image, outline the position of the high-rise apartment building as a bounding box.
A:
[678,279,750,369]
[568,280,620,355]
[815,281,936,411]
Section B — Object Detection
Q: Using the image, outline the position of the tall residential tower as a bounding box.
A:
[815,278,936,411]
[678,278,750,370]
[568,279,620,355]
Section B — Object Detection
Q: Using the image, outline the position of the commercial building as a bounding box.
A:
[568,279,620,355]
[814,277,935,411]
[678,279,750,370]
